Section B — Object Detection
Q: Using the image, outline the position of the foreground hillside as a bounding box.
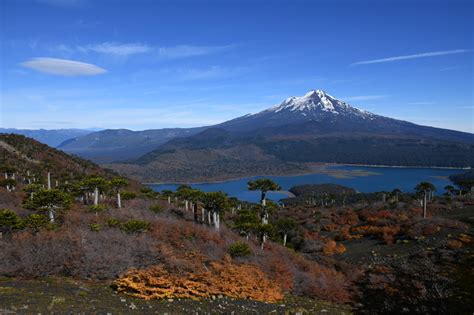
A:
[1,134,473,313]
[107,90,474,182]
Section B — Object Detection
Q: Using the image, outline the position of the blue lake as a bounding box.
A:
[148,165,464,203]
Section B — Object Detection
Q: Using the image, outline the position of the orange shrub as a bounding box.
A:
[447,240,463,250]
[322,239,346,256]
[115,256,284,302]
[323,223,338,232]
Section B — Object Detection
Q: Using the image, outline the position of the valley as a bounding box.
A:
[50,90,474,183]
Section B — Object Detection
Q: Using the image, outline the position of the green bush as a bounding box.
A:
[23,214,48,232]
[120,220,150,233]
[106,217,120,227]
[0,209,22,233]
[121,191,137,201]
[149,204,164,213]
[89,223,101,232]
[140,187,154,194]
[89,204,108,214]
[228,241,252,258]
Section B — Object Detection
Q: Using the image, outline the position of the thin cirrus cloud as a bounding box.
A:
[351,49,470,66]
[53,42,234,59]
[21,57,107,76]
[77,42,152,56]
[156,44,235,59]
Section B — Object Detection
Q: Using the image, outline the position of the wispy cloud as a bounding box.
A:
[342,95,388,102]
[78,42,152,56]
[351,49,470,66]
[21,57,106,76]
[51,42,234,59]
[156,44,234,59]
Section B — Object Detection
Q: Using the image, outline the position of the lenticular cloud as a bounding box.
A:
[21,57,107,76]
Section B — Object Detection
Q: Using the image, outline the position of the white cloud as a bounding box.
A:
[352,49,470,66]
[21,57,106,76]
[79,42,151,56]
[156,44,234,59]
[342,95,388,101]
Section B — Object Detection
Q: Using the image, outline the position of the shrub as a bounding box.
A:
[106,217,120,227]
[228,241,252,258]
[322,239,346,256]
[121,191,137,201]
[89,204,107,214]
[149,204,163,214]
[140,187,154,194]
[89,223,101,232]
[121,220,150,233]
[23,214,48,232]
[0,209,22,233]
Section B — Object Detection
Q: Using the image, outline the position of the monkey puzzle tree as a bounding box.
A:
[161,190,174,204]
[415,182,436,218]
[391,188,402,202]
[200,191,228,230]
[248,179,281,207]
[444,185,455,196]
[110,178,128,208]
[275,218,297,247]
[83,177,109,205]
[23,188,72,223]
[234,208,260,240]
[0,178,16,192]
[23,183,43,200]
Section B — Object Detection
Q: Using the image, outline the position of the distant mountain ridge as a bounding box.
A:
[0,128,95,147]
[58,127,206,163]
[107,89,474,182]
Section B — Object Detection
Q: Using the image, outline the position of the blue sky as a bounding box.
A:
[1,0,473,132]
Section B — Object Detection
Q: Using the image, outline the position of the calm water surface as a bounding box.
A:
[148,165,463,203]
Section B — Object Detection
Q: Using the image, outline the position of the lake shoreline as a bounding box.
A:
[143,163,467,185]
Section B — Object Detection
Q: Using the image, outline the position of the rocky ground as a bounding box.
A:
[0,278,351,314]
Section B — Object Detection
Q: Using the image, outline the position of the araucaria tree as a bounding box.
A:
[200,191,228,230]
[248,179,281,208]
[276,218,297,247]
[83,177,108,206]
[110,178,128,208]
[415,182,436,218]
[248,179,281,248]
[23,188,72,223]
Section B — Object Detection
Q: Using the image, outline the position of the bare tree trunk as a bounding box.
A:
[167,196,171,204]
[117,192,122,208]
[47,172,51,190]
[423,192,427,218]
[48,209,55,223]
[283,233,287,247]
[94,187,99,206]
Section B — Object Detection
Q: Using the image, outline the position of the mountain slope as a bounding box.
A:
[112,89,474,182]
[58,127,206,163]
[0,128,94,147]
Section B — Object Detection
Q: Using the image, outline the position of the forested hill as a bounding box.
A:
[0,133,140,190]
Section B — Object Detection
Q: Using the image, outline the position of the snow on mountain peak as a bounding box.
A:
[266,89,375,120]
[272,89,342,113]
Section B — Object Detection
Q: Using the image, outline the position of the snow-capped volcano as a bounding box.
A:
[266,89,375,119]
[218,89,380,132]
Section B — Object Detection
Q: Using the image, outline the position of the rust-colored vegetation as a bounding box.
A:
[115,255,284,302]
